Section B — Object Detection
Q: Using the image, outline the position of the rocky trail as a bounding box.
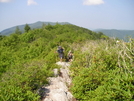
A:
[38,62,75,101]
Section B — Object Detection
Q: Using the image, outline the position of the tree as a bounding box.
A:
[0,35,4,40]
[45,23,54,31]
[24,24,31,33]
[15,26,21,34]
[42,23,46,29]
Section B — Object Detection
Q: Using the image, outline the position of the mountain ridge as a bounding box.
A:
[94,29,134,41]
[1,21,134,41]
[0,21,71,35]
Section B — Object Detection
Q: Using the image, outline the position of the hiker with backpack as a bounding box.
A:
[67,50,74,62]
[57,46,64,62]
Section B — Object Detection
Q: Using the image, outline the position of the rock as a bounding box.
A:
[49,89,68,101]
[37,87,49,99]
[67,92,74,101]
[47,77,68,92]
[44,98,52,101]
[60,68,72,85]
[56,61,71,67]
[42,62,74,101]
[53,68,58,77]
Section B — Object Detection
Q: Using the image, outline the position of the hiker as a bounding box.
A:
[67,50,73,62]
[57,46,64,62]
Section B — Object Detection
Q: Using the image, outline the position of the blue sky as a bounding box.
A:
[0,0,134,31]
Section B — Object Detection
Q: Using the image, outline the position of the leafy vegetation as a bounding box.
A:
[70,39,134,101]
[0,24,105,100]
[1,23,133,101]
[24,24,31,33]
[0,21,70,36]
[15,26,22,34]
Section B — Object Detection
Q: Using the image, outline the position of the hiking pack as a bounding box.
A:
[68,54,73,59]
[57,48,64,54]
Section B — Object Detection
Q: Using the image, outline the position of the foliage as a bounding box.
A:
[0,35,5,40]
[0,24,104,100]
[0,60,53,101]
[24,24,31,33]
[15,26,22,34]
[70,39,134,101]
[1,23,133,101]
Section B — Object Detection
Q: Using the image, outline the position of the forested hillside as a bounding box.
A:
[0,24,107,101]
[0,21,70,35]
[1,23,134,101]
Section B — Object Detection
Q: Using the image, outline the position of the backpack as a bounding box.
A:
[68,53,73,59]
[58,48,64,53]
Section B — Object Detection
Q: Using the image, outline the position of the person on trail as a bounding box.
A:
[67,50,73,62]
[57,46,64,62]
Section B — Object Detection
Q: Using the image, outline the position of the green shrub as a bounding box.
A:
[0,60,53,101]
[70,39,134,101]
[0,24,108,100]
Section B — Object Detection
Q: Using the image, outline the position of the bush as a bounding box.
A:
[0,24,108,100]
[70,39,134,101]
[0,60,53,101]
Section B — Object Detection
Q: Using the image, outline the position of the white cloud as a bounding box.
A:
[27,0,37,6]
[83,0,104,5]
[0,0,12,3]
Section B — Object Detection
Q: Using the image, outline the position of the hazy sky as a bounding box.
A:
[0,0,134,31]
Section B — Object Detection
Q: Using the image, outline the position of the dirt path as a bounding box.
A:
[41,62,74,101]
